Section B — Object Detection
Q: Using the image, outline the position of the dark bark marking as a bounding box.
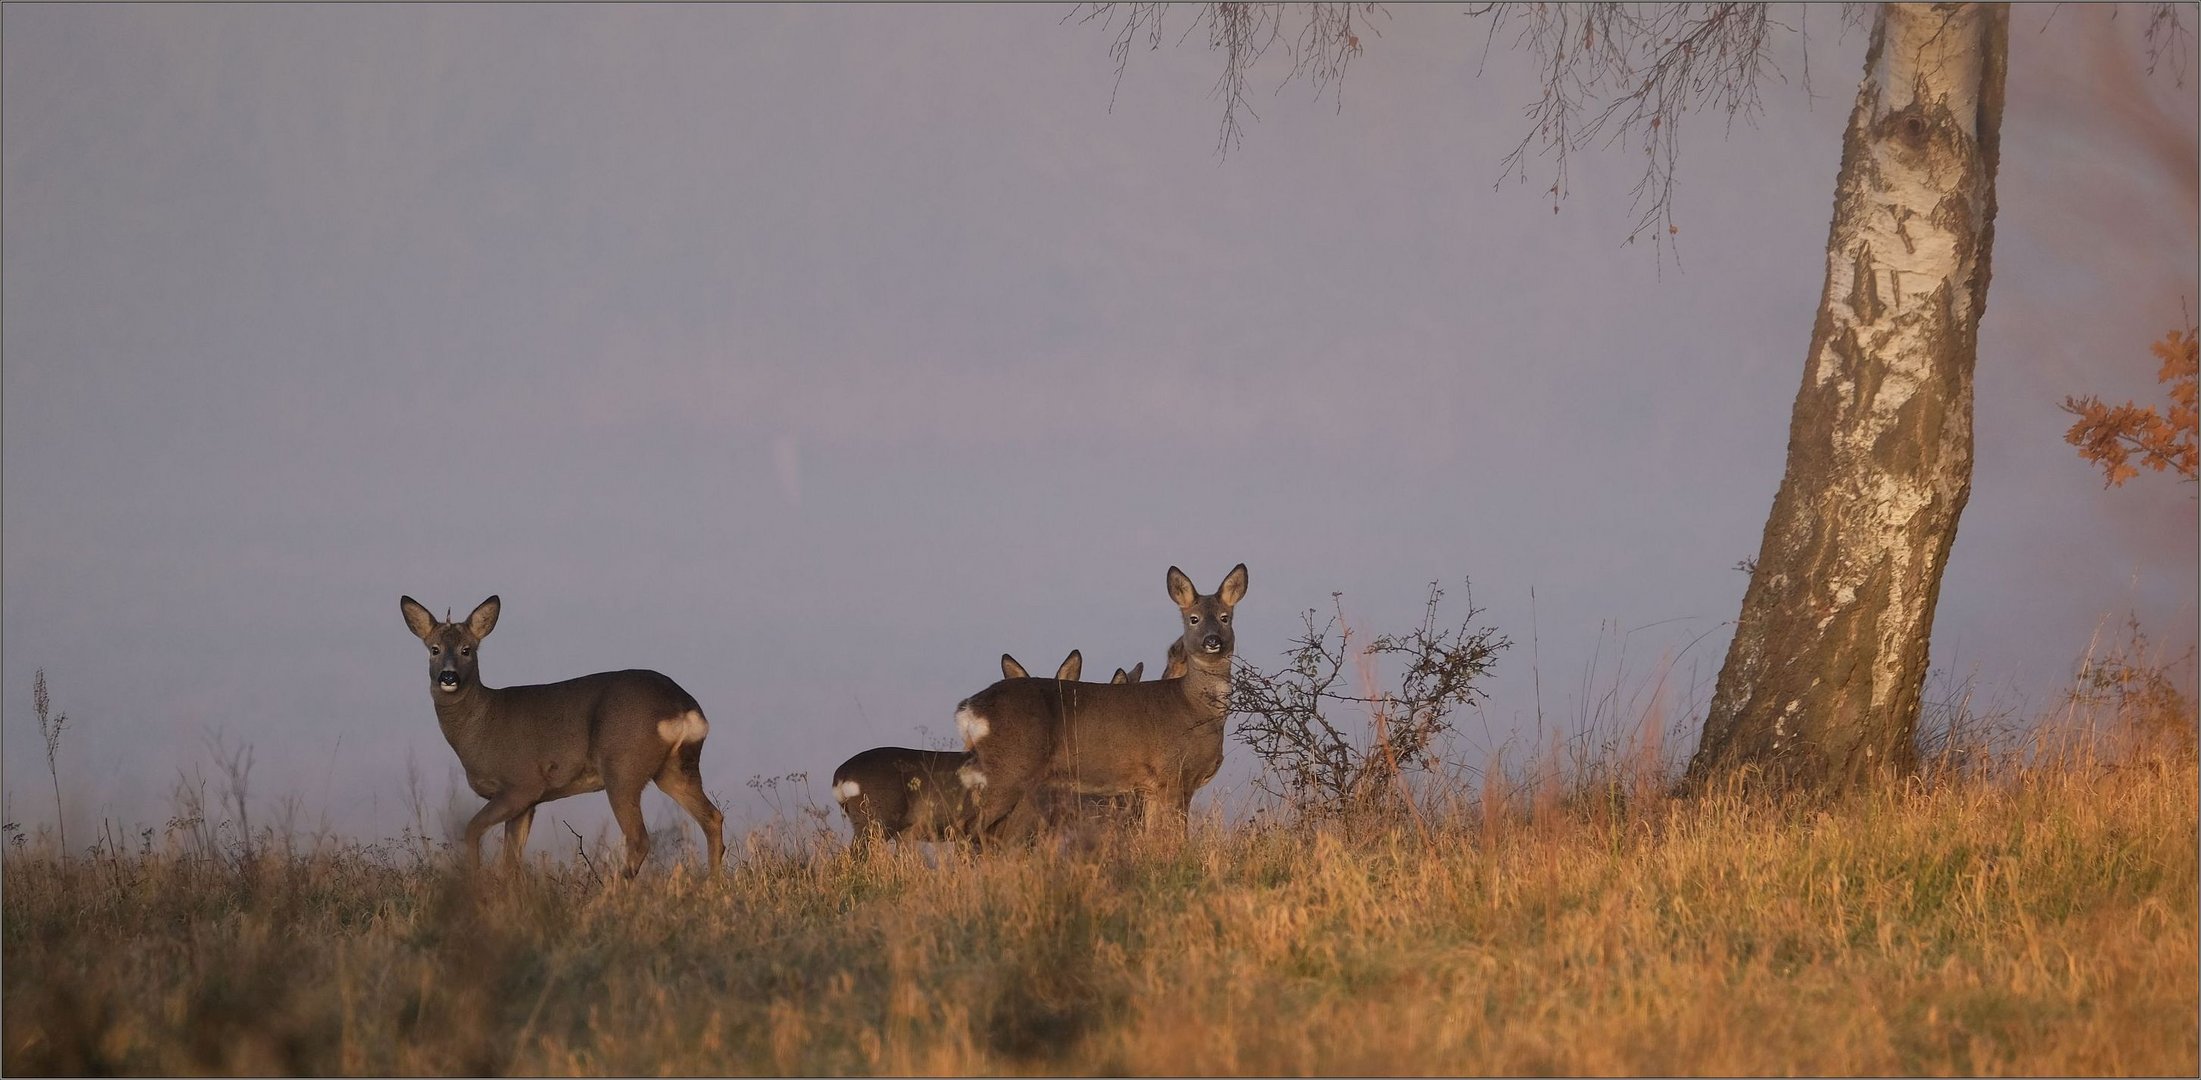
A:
[1850,244,1884,325]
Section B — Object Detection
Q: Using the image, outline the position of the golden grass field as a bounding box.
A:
[4,706,2195,1077]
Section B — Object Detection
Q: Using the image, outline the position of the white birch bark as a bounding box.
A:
[1687,3,2009,792]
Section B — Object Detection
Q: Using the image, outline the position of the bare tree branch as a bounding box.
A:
[1066,1,2181,261]
[1475,3,1793,260]
[2143,2,2194,87]
[1069,3,1382,155]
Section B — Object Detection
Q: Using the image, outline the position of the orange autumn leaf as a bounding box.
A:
[2062,325,2200,487]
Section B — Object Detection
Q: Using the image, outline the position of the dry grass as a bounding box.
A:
[5,718,2196,1076]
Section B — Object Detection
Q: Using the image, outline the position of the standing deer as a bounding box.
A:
[835,650,1100,847]
[999,650,1083,683]
[956,564,1247,842]
[398,595,724,877]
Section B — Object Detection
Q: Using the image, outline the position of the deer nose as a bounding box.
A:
[1202,633,1224,652]
[438,670,460,687]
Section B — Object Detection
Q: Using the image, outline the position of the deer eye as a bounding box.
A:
[460,646,472,657]
[1188,614,1201,624]
[429,646,441,655]
[1219,614,1231,624]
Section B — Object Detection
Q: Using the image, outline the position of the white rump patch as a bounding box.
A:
[658,710,709,747]
[834,780,861,803]
[957,762,988,789]
[955,704,989,746]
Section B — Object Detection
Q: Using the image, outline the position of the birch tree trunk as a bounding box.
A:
[1684,3,2009,793]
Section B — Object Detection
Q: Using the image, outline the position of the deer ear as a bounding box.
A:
[1166,566,1198,609]
[1111,668,1129,684]
[400,596,437,640]
[1217,563,1249,606]
[466,595,501,638]
[1001,654,1028,680]
[1164,639,1189,679]
[1056,650,1083,681]
[1129,662,1145,682]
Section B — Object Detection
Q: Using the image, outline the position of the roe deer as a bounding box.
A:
[1010,651,1148,685]
[399,595,724,877]
[1066,661,1148,831]
[834,650,1089,847]
[1111,638,1189,684]
[830,746,975,848]
[956,564,1247,842]
[999,650,1082,683]
[1065,644,1205,833]
[1161,638,1189,679]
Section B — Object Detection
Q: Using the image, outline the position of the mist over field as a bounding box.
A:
[4,3,2194,848]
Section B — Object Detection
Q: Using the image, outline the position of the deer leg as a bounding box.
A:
[840,792,884,854]
[963,726,1055,849]
[463,791,537,870]
[502,804,537,867]
[604,776,653,879]
[968,766,1043,850]
[987,791,1050,845]
[654,743,725,876]
[1139,782,1190,840]
[966,786,1012,848]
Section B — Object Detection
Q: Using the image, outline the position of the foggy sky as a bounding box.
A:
[5,4,2195,847]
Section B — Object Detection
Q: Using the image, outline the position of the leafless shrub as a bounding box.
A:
[1232,580,1509,821]
[168,768,217,861]
[2069,615,2199,757]
[205,731,257,865]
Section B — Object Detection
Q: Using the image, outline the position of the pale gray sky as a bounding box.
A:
[6,4,2194,846]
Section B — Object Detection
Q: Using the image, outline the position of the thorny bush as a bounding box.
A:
[1231,580,1508,819]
